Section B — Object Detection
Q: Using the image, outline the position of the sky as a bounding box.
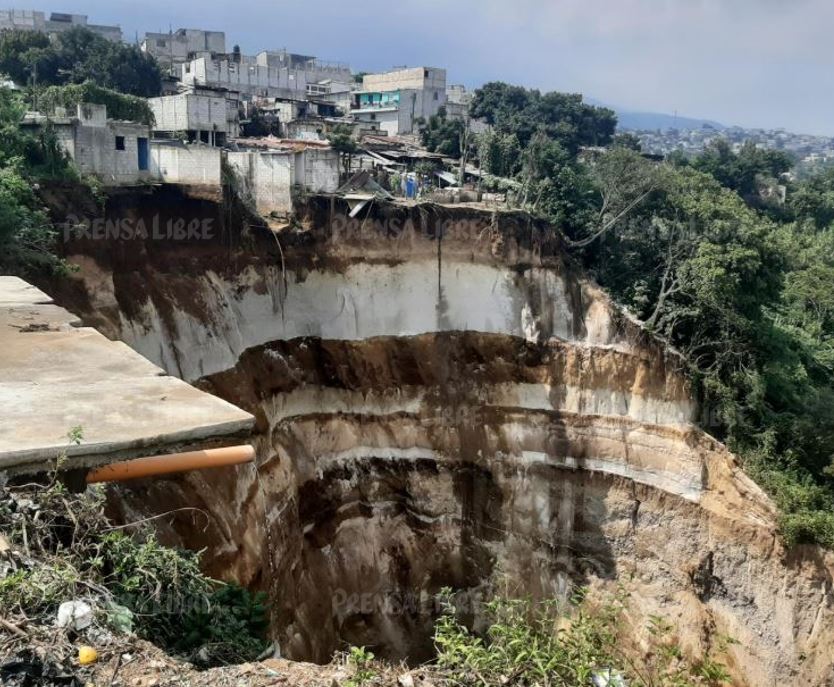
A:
[10,0,834,135]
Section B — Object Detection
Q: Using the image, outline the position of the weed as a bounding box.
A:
[345,645,377,686]
[432,587,733,686]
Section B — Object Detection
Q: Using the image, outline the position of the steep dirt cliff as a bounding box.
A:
[41,186,834,685]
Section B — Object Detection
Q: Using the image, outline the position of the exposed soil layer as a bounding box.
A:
[39,184,834,685]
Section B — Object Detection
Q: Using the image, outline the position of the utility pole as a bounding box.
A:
[458,114,469,187]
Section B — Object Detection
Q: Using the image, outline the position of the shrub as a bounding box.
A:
[36,82,155,125]
[433,587,732,686]
[0,478,268,669]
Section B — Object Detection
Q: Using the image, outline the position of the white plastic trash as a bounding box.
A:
[57,600,94,631]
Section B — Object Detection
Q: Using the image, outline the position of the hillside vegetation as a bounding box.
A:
[458,82,834,548]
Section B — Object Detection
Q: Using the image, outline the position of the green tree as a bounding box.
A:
[788,167,834,229]
[327,124,359,179]
[611,132,642,152]
[576,154,834,546]
[0,28,161,97]
[420,107,465,158]
[469,81,616,151]
[0,30,57,86]
[692,139,793,203]
[476,129,522,177]
[0,87,71,275]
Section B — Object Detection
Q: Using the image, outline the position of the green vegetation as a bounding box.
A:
[457,83,616,220]
[433,588,732,686]
[0,42,156,276]
[344,646,377,686]
[466,76,834,548]
[421,106,466,157]
[0,27,162,97]
[674,139,794,215]
[37,82,155,125]
[567,147,834,548]
[469,82,616,152]
[327,123,359,179]
[0,86,75,276]
[0,476,269,668]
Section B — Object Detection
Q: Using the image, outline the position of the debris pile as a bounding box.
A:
[0,479,272,684]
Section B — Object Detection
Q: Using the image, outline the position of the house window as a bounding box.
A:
[115,135,125,151]
[433,91,439,100]
[424,69,429,78]
[370,113,376,120]
[156,39,166,47]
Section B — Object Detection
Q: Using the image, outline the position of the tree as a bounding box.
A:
[0,30,54,85]
[420,107,465,158]
[241,106,279,137]
[611,132,642,152]
[563,147,658,248]
[692,139,793,203]
[51,28,162,97]
[788,167,834,229]
[573,156,834,546]
[476,130,521,178]
[469,82,616,151]
[0,28,162,97]
[0,87,72,275]
[327,124,358,179]
[469,82,534,128]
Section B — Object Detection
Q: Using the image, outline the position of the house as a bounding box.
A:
[0,8,121,41]
[351,93,419,136]
[225,139,340,217]
[244,96,347,138]
[284,118,325,141]
[150,140,222,188]
[148,90,239,145]
[180,50,354,105]
[180,56,309,100]
[445,84,472,120]
[248,96,312,136]
[353,67,447,134]
[250,50,352,89]
[23,103,151,185]
[141,28,226,70]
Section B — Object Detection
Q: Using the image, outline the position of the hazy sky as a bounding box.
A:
[12,0,834,135]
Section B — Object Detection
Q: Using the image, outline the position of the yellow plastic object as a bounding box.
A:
[78,646,98,665]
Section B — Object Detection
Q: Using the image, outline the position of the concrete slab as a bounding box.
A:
[0,276,255,474]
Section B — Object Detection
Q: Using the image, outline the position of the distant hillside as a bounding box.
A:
[584,98,725,132]
[616,110,725,132]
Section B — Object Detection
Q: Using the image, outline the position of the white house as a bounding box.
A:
[23,104,151,185]
[150,140,222,187]
[148,91,239,145]
[225,140,340,216]
[0,8,121,41]
[353,67,447,134]
[141,28,226,70]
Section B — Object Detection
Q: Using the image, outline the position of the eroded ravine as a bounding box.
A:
[41,186,834,685]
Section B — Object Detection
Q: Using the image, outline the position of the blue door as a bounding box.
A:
[137,137,149,171]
